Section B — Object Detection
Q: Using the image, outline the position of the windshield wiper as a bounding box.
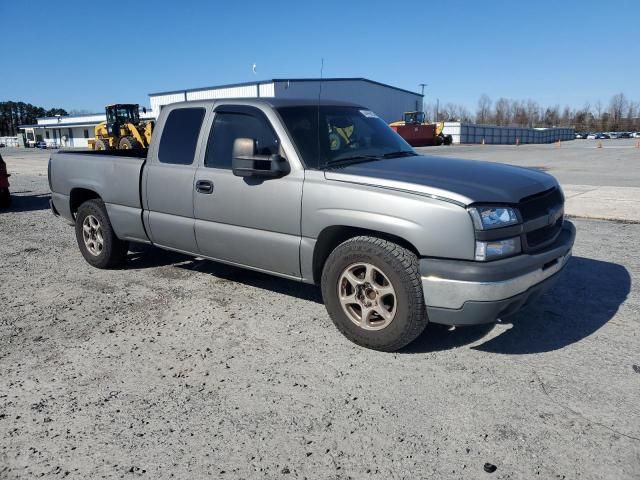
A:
[323,155,382,168]
[382,151,418,158]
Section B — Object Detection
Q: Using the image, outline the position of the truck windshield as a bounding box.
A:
[277,106,415,169]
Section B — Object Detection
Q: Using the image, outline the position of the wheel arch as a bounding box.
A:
[69,188,101,219]
[311,225,420,285]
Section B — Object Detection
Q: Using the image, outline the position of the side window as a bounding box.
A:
[205,112,279,169]
[158,107,205,165]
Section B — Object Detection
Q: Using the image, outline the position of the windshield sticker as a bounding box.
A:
[360,110,378,118]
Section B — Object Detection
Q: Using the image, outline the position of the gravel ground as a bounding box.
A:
[1,149,639,479]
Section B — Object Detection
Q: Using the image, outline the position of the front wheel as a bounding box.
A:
[75,199,128,269]
[321,236,428,351]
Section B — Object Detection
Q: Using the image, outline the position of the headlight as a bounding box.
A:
[468,206,519,230]
[475,237,521,261]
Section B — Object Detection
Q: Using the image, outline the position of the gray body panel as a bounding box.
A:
[302,170,475,261]
[48,152,148,243]
[49,97,571,324]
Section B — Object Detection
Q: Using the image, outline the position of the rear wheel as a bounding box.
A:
[75,199,128,269]
[94,138,110,151]
[444,134,453,145]
[321,236,428,351]
[119,136,141,150]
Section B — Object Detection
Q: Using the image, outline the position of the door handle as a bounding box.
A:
[195,180,214,194]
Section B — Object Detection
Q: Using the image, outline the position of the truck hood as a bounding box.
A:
[324,154,558,205]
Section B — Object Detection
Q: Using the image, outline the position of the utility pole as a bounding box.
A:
[419,83,428,116]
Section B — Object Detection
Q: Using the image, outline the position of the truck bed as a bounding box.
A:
[49,150,149,243]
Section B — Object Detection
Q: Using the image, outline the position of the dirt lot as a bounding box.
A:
[1,147,639,479]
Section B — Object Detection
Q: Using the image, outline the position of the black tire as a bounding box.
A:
[75,199,128,269]
[95,139,110,151]
[321,236,428,351]
[434,135,443,146]
[444,134,453,145]
[118,136,141,150]
[0,189,10,209]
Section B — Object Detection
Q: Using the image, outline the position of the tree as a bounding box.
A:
[476,94,492,124]
[0,101,68,136]
[609,93,628,131]
[494,98,510,126]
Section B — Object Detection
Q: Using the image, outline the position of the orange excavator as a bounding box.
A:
[389,112,453,147]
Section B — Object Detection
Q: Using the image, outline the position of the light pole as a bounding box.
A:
[419,83,428,116]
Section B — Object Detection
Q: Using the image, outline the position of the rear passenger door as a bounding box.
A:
[143,105,207,253]
[193,105,304,278]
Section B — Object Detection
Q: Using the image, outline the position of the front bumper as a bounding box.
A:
[421,220,576,326]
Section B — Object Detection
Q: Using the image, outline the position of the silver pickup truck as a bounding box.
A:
[49,98,575,351]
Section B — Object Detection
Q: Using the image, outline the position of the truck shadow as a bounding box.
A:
[125,245,324,303]
[125,247,630,355]
[404,256,631,354]
[1,192,51,213]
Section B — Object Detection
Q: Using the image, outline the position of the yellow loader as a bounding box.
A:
[89,104,154,150]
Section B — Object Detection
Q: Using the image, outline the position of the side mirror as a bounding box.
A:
[232,138,288,178]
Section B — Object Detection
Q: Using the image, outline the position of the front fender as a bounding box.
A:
[302,171,475,260]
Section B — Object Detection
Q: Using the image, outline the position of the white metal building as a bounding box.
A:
[149,78,423,123]
[442,122,575,145]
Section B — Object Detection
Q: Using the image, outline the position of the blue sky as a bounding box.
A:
[2,0,638,113]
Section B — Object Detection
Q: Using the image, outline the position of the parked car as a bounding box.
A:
[574,132,588,139]
[0,152,10,208]
[618,132,632,139]
[48,98,575,351]
[586,133,597,139]
[35,141,48,149]
[595,133,610,139]
[633,132,640,138]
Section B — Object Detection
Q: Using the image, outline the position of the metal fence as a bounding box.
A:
[442,123,575,144]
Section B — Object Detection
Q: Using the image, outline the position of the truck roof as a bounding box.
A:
[165,98,366,109]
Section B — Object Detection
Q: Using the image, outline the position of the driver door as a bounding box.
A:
[193,105,304,278]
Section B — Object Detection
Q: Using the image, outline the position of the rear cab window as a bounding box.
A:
[158,107,206,165]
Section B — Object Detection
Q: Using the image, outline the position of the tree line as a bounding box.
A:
[424,93,640,132]
[0,101,68,136]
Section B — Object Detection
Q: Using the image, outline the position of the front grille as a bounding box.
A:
[519,187,564,252]
[519,187,563,222]
[526,216,563,249]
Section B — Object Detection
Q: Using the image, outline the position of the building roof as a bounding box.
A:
[19,121,100,129]
[149,78,422,98]
[35,112,103,120]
